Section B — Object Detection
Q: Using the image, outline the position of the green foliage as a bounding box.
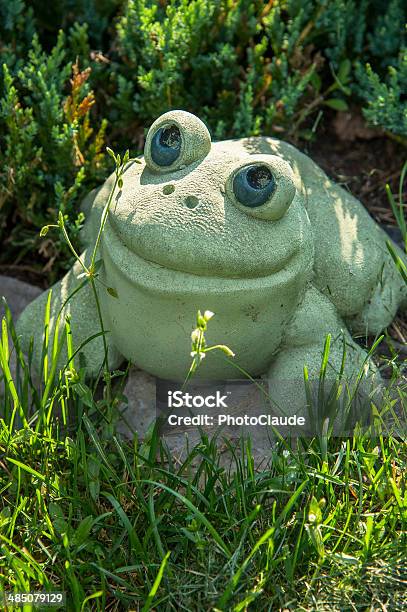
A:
[0,0,406,273]
[113,0,406,138]
[367,0,405,62]
[0,32,107,277]
[356,48,407,139]
[0,0,36,68]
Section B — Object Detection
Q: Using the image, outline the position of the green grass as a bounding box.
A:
[0,161,406,611]
[0,304,406,611]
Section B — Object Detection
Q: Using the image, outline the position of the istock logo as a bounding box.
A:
[168,390,230,409]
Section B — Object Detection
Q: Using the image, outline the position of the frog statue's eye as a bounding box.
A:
[228,155,297,221]
[151,124,182,167]
[233,164,276,208]
[144,110,211,172]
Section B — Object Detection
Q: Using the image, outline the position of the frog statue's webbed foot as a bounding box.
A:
[266,286,382,434]
[17,251,123,378]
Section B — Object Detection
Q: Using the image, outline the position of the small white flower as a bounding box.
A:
[203,310,214,322]
[191,329,200,343]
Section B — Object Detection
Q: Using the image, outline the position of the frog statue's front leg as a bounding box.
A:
[17,250,123,378]
[266,285,381,432]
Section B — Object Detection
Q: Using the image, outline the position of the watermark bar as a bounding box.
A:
[156,378,406,439]
[0,592,66,608]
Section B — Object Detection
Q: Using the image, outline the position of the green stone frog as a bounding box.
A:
[18,110,407,406]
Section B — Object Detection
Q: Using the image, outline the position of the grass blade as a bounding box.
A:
[141,551,171,612]
[142,480,232,557]
[217,525,274,608]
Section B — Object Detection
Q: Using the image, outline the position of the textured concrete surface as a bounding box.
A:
[16,110,407,417]
[116,368,157,439]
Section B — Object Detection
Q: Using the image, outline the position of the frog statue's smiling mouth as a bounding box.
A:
[125,236,293,280]
[102,211,313,299]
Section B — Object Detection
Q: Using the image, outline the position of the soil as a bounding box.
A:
[307,114,406,232]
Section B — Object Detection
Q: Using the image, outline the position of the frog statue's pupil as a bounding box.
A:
[246,165,272,189]
[151,124,182,166]
[160,125,181,149]
[232,163,276,208]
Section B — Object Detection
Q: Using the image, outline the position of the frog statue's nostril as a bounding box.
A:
[162,184,175,195]
[185,195,199,210]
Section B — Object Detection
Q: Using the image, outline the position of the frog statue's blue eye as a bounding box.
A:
[151,124,182,166]
[233,164,276,208]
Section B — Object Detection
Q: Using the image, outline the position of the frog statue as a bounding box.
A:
[17,110,407,413]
